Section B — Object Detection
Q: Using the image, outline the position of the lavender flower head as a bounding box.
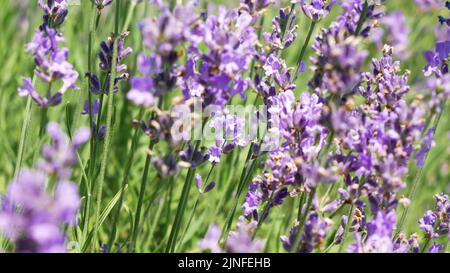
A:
[182,6,257,107]
[95,0,113,10]
[296,0,334,21]
[348,211,407,253]
[38,0,69,28]
[18,28,79,107]
[38,122,90,180]
[128,2,196,107]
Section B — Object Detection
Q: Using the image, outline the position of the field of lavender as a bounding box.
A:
[0,0,449,254]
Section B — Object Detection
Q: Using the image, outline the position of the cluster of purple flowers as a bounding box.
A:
[0,123,89,252]
[18,0,79,108]
[127,1,196,107]
[181,5,258,108]
[418,193,449,251]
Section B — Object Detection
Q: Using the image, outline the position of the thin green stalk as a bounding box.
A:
[397,104,446,234]
[92,0,120,250]
[14,96,32,179]
[252,192,275,240]
[176,165,216,251]
[107,109,144,249]
[290,188,316,253]
[293,20,316,81]
[296,190,306,221]
[354,1,369,36]
[166,140,201,253]
[122,1,137,32]
[130,139,155,251]
[337,204,354,253]
[83,2,101,246]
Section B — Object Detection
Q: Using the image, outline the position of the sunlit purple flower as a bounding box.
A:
[182,6,257,107]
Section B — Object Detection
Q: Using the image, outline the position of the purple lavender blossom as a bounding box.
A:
[38,122,90,179]
[182,6,257,108]
[18,28,79,107]
[128,2,195,107]
[199,217,264,253]
[297,0,334,21]
[419,193,450,241]
[415,128,435,167]
[371,12,410,60]
[0,169,80,253]
[38,0,69,28]
[348,211,407,253]
[281,212,333,253]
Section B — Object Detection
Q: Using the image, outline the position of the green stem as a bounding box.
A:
[107,109,144,250]
[294,20,316,81]
[130,139,155,251]
[354,1,368,36]
[14,95,33,178]
[166,140,201,253]
[92,0,120,250]
[121,1,137,32]
[337,204,354,253]
[290,188,316,253]
[83,2,101,247]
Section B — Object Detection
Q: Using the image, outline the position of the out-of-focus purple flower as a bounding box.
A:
[38,122,90,179]
[198,224,223,253]
[240,0,275,19]
[199,217,264,253]
[152,154,179,177]
[418,193,450,242]
[263,7,298,51]
[0,169,80,253]
[414,0,443,11]
[415,128,435,167]
[226,216,264,253]
[371,12,410,60]
[281,212,333,253]
[128,2,196,107]
[428,243,444,253]
[348,211,406,253]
